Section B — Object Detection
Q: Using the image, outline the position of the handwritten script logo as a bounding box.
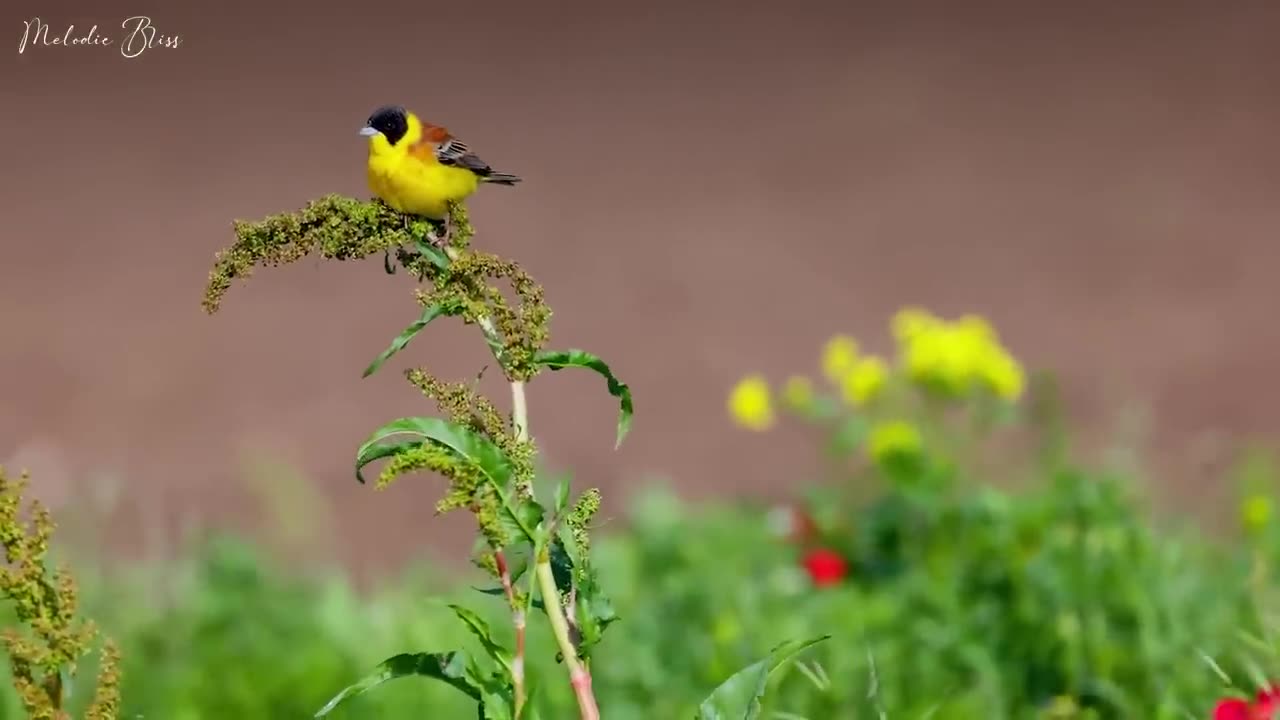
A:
[17,16,181,58]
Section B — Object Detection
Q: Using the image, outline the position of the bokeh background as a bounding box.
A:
[4,0,1280,577]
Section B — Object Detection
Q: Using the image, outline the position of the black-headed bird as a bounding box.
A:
[359,105,520,242]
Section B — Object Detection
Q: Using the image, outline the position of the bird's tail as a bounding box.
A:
[482,172,521,186]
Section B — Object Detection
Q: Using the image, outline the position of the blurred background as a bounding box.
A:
[5,1,1280,718]
[4,0,1279,573]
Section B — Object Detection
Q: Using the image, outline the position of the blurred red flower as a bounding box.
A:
[1214,685,1280,720]
[801,548,847,587]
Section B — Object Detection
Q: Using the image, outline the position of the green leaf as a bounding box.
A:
[696,635,831,720]
[447,604,514,676]
[363,301,461,378]
[472,586,547,610]
[352,440,421,485]
[479,687,516,720]
[548,537,575,596]
[354,417,537,541]
[414,239,451,270]
[314,650,479,717]
[552,524,617,660]
[355,417,515,488]
[554,477,572,514]
[533,349,634,448]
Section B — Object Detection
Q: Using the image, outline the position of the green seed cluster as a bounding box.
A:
[203,195,425,314]
[0,467,121,720]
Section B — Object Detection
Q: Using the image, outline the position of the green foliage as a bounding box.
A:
[361,301,463,378]
[696,635,830,720]
[0,467,120,720]
[10,461,1280,720]
[315,651,479,718]
[533,350,634,448]
[170,205,1279,720]
[204,196,635,718]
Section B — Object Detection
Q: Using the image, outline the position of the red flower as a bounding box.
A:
[801,548,847,587]
[1214,685,1280,720]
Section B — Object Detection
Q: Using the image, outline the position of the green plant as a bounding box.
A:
[202,196,825,718]
[0,467,120,720]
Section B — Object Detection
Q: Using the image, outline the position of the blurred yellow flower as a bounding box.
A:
[978,347,1026,401]
[1242,494,1273,534]
[821,335,859,384]
[781,375,814,410]
[891,306,939,344]
[956,314,996,343]
[894,307,1026,402]
[840,355,888,406]
[866,419,923,464]
[728,375,774,431]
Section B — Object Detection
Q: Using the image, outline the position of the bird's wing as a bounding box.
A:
[409,124,497,176]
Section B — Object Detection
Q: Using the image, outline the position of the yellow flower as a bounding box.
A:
[891,306,939,344]
[821,335,859,383]
[728,375,774,431]
[866,419,923,464]
[840,355,888,406]
[978,346,1026,401]
[1242,494,1273,534]
[781,375,814,410]
[894,309,1026,402]
[956,314,996,344]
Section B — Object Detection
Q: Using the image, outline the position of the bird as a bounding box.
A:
[359,104,521,243]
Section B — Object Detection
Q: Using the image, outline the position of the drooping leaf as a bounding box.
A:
[354,417,537,541]
[696,635,831,720]
[533,349,634,448]
[355,417,514,488]
[314,650,479,717]
[352,440,421,485]
[448,604,514,676]
[362,301,462,378]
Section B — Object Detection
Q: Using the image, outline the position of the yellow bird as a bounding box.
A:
[359,105,520,241]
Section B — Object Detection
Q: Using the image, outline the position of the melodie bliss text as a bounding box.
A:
[18,16,181,59]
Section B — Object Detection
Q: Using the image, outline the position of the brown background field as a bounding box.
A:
[2,1,1279,575]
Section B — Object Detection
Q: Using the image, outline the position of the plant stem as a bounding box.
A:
[443,234,600,719]
[535,560,600,720]
[511,381,529,442]
[504,321,599,719]
[495,551,527,717]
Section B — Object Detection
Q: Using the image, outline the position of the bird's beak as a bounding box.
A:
[358,126,379,137]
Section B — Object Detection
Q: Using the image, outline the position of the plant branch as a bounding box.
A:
[441,243,599,718]
[494,551,527,716]
[535,560,599,720]
[439,242,557,716]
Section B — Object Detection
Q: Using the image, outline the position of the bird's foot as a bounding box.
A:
[427,217,452,248]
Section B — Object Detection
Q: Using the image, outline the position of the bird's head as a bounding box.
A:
[359,105,410,147]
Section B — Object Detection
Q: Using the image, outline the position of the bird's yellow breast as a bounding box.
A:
[366,151,480,220]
